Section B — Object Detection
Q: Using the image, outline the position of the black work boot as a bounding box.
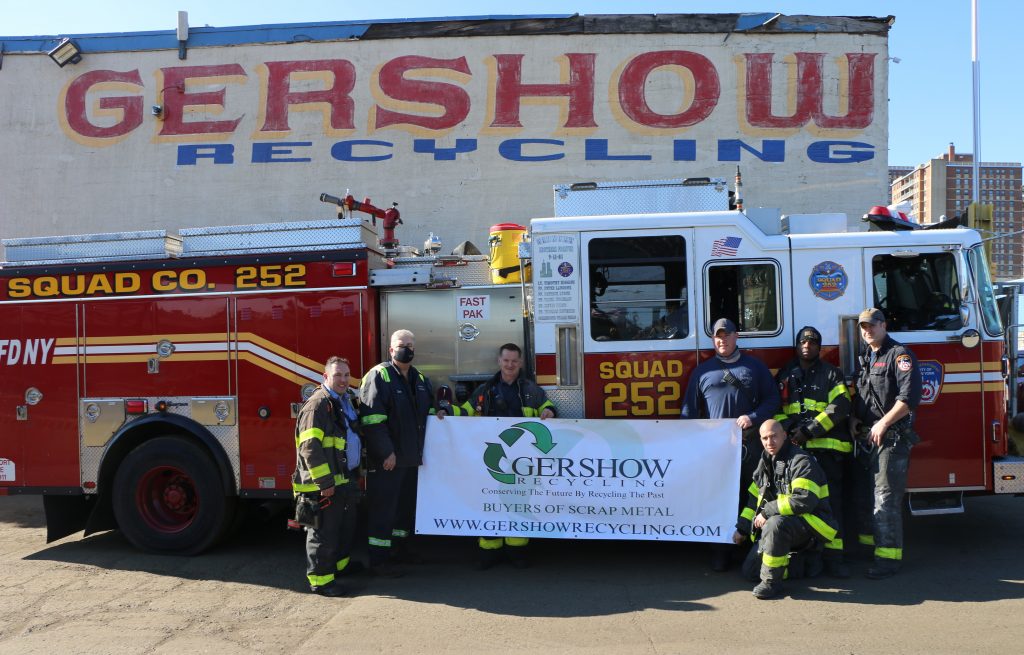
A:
[477,547,503,570]
[752,579,783,600]
[311,583,349,597]
[866,561,899,579]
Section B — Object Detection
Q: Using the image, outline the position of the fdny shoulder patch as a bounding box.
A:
[896,353,913,372]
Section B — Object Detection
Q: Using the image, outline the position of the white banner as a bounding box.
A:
[416,416,740,543]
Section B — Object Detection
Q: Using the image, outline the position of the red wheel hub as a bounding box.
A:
[136,465,199,533]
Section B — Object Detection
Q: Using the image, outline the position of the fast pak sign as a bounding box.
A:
[0,15,891,245]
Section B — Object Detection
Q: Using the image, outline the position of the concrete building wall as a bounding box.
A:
[0,15,891,257]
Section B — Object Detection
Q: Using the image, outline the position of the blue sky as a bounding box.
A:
[3,0,1019,167]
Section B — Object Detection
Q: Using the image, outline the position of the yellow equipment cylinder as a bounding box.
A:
[489,223,530,284]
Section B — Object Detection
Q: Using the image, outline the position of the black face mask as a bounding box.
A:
[394,346,415,364]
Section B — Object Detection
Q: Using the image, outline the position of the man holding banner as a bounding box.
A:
[454,342,557,569]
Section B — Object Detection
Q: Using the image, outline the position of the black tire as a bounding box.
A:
[112,436,234,555]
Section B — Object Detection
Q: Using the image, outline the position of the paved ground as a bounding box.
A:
[1,493,1024,654]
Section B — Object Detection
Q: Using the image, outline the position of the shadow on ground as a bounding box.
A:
[7,494,1024,616]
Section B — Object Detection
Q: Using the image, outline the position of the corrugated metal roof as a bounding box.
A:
[0,13,892,55]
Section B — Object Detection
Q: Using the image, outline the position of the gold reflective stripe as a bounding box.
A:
[392,529,409,538]
[309,462,331,479]
[522,407,538,417]
[479,537,504,550]
[858,534,875,546]
[762,553,789,568]
[362,414,387,425]
[505,537,529,547]
[747,481,759,496]
[307,573,335,587]
[802,514,838,542]
[875,546,903,561]
[379,367,391,383]
[539,400,554,412]
[805,437,853,453]
[293,482,319,493]
[297,427,324,445]
[773,413,788,423]
[333,473,346,485]
[814,411,834,432]
[825,538,844,550]
[740,507,755,520]
[791,477,823,498]
[336,556,351,572]
[369,537,391,548]
[777,495,793,515]
[783,402,801,415]
[829,383,850,403]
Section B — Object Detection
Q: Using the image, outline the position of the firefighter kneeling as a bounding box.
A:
[733,419,838,600]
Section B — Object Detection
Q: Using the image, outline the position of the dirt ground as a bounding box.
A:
[1,493,1024,654]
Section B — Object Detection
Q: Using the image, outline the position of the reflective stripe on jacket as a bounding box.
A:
[773,357,852,453]
[736,441,838,544]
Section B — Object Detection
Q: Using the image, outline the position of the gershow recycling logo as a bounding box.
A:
[484,422,555,484]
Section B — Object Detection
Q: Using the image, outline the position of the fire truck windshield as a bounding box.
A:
[969,245,1004,336]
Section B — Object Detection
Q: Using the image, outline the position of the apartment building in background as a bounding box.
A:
[891,143,1023,279]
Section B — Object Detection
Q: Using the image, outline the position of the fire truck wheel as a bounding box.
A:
[112,436,232,555]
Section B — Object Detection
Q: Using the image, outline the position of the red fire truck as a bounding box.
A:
[1,179,1021,554]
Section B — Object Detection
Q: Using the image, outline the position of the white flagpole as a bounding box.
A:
[972,0,981,204]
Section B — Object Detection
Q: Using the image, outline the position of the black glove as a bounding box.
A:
[793,423,813,446]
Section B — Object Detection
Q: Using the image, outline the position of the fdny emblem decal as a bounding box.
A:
[918,360,942,404]
[808,261,848,301]
[896,353,914,373]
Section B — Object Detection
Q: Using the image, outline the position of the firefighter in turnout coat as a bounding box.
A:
[733,419,838,599]
[773,325,853,578]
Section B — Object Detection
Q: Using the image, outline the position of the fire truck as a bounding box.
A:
[1,178,1021,554]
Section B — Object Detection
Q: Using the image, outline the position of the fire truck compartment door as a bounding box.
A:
[81,298,232,398]
[862,245,988,490]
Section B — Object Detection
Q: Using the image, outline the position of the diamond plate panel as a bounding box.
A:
[180,219,373,256]
[553,179,729,217]
[546,388,585,419]
[2,230,181,265]
[80,396,240,494]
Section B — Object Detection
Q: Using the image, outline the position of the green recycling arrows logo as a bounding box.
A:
[484,421,556,484]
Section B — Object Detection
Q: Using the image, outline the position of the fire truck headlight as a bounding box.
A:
[25,388,43,405]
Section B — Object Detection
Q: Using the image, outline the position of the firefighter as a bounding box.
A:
[293,356,362,597]
[453,342,557,569]
[359,329,447,577]
[851,308,922,579]
[773,325,852,578]
[733,419,838,600]
[681,317,780,571]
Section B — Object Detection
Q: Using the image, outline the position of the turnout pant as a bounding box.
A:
[304,480,358,588]
[854,431,914,570]
[741,514,815,583]
[811,449,848,561]
[367,466,418,566]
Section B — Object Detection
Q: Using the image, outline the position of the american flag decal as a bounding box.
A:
[710,236,742,257]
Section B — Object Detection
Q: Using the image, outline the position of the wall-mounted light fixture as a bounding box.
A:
[47,37,82,67]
